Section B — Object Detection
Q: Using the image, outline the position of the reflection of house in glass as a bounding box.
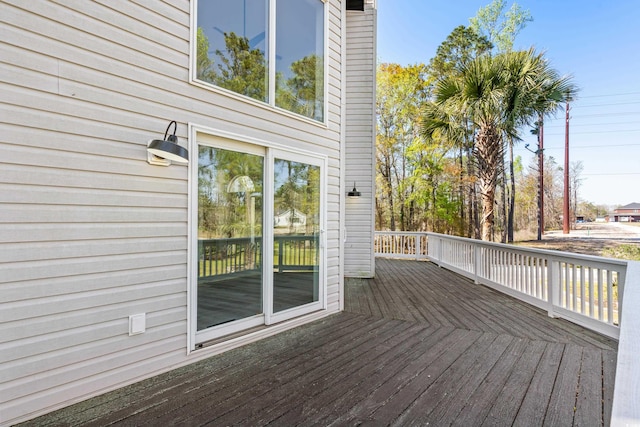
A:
[274,208,307,232]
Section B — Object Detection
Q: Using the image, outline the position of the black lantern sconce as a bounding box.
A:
[147,120,189,166]
[347,182,361,198]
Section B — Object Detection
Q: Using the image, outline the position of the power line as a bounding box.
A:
[539,143,640,149]
[568,112,640,118]
[572,101,640,108]
[579,91,640,99]
[582,172,640,176]
[543,120,640,129]
[544,129,640,136]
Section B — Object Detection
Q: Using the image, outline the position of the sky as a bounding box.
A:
[376,0,640,207]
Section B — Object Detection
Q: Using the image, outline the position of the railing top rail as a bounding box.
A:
[425,232,629,267]
[199,236,260,243]
[199,234,318,242]
[375,231,429,236]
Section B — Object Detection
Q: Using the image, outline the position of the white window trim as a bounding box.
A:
[188,0,329,127]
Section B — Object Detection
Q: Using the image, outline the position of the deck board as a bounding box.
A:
[20,258,617,427]
[480,339,548,426]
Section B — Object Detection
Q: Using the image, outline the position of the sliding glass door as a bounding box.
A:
[270,154,322,323]
[196,144,265,336]
[193,136,325,344]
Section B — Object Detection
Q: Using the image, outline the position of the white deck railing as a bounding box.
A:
[374,231,429,260]
[427,232,628,339]
[375,231,640,425]
[375,231,626,338]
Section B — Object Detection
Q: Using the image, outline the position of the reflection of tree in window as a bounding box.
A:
[197,29,267,102]
[198,147,263,239]
[274,160,320,235]
[195,0,324,122]
[276,55,324,121]
[196,28,213,82]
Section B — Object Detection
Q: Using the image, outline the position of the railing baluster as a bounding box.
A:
[373,231,625,339]
[590,267,596,319]
[598,269,605,321]
[607,270,614,324]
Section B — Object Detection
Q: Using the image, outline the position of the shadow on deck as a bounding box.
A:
[21,259,617,426]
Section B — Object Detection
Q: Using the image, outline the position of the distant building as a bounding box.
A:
[607,202,640,222]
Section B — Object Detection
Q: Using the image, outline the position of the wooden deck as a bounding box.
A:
[21,259,617,426]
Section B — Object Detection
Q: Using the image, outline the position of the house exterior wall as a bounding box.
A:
[609,203,640,222]
[344,1,376,278]
[0,1,375,424]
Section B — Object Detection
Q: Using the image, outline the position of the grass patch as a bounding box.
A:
[602,244,640,261]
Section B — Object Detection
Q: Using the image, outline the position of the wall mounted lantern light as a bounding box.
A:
[147,120,189,166]
[347,182,361,198]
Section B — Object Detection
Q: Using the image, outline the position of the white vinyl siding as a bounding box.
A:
[344,3,376,278]
[0,0,347,424]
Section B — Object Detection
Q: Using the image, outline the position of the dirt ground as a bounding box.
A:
[515,222,640,259]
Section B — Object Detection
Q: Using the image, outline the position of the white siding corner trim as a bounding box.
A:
[344,3,377,278]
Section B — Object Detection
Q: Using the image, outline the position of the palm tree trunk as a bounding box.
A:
[466,144,479,239]
[457,146,466,236]
[508,141,515,242]
[500,156,507,243]
[475,125,501,241]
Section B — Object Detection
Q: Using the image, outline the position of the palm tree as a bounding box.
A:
[501,49,577,241]
[422,48,576,241]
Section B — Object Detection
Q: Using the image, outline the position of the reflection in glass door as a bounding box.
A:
[193,137,325,342]
[197,145,264,331]
[272,158,321,315]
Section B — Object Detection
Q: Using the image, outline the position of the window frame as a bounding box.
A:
[187,123,328,350]
[189,0,328,125]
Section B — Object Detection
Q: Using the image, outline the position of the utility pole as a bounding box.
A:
[563,102,570,234]
[538,117,544,240]
[528,117,545,241]
[525,123,544,241]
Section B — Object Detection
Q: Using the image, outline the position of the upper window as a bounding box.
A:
[195,0,325,122]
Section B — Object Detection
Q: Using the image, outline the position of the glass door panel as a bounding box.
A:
[197,145,264,331]
[272,158,321,314]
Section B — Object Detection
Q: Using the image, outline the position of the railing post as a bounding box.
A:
[548,258,559,318]
[415,234,420,261]
[278,238,284,273]
[474,244,481,284]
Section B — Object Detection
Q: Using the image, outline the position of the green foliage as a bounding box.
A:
[196,28,267,101]
[374,5,582,240]
[213,32,267,101]
[274,159,320,235]
[469,0,533,53]
[512,155,523,175]
[376,63,432,230]
[421,49,576,240]
[276,54,324,121]
[603,244,640,261]
[429,25,493,80]
[198,147,264,239]
[197,29,323,121]
[196,28,214,81]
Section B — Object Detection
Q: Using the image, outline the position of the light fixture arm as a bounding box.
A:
[164,120,178,143]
